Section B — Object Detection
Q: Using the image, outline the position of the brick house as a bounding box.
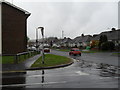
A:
[0,1,30,54]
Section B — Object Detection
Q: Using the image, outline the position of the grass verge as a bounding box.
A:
[1,53,38,64]
[56,49,70,52]
[0,56,14,64]
[111,52,120,56]
[31,54,72,68]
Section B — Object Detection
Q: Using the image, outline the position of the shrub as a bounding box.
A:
[98,35,108,50]
[90,40,99,48]
[101,41,115,51]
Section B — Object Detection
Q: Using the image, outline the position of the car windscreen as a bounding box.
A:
[71,49,80,51]
[75,49,80,51]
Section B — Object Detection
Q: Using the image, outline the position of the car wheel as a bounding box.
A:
[79,54,81,56]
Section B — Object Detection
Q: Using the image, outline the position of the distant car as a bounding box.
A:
[44,48,50,53]
[69,48,81,56]
[28,46,36,51]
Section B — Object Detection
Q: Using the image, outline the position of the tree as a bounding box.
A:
[90,40,99,48]
[108,42,115,50]
[101,41,115,51]
[111,28,116,31]
[103,35,108,42]
[81,34,84,37]
[98,35,103,50]
[50,41,53,47]
[98,35,108,50]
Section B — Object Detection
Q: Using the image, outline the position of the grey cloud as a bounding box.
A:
[14,1,117,39]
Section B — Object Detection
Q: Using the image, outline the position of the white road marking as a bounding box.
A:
[114,77,120,79]
[27,74,43,77]
[72,59,80,62]
[99,77,111,79]
[99,76,119,79]
[75,71,89,75]
[76,60,79,62]
[1,81,67,87]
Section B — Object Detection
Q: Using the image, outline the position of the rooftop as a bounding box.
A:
[92,29,120,40]
[0,0,30,15]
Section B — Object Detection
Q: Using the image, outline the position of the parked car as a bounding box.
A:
[44,48,50,53]
[69,48,81,56]
[28,46,36,51]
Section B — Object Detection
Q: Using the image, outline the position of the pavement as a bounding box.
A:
[1,52,73,73]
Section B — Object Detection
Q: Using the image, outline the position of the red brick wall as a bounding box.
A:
[2,2,29,54]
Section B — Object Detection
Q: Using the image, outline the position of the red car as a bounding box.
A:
[69,48,81,56]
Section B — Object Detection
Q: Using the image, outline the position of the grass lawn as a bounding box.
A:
[1,53,37,64]
[57,49,70,52]
[111,52,120,56]
[31,54,72,68]
[0,56,14,64]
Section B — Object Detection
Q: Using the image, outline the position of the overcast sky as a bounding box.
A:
[6,0,119,39]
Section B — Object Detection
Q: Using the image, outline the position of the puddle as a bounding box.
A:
[76,71,89,75]
[2,57,119,88]
[76,59,119,77]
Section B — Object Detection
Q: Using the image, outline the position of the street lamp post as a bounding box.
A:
[39,27,44,64]
[36,28,39,52]
[36,27,44,64]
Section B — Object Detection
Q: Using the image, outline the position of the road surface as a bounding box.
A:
[1,50,119,89]
[51,50,119,66]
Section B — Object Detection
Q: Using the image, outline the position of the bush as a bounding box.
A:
[101,41,115,51]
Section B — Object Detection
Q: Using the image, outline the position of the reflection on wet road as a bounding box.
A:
[2,58,119,89]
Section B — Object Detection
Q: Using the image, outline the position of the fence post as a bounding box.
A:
[15,55,18,64]
[28,52,30,58]
[18,55,20,63]
[24,54,26,59]
[24,54,25,59]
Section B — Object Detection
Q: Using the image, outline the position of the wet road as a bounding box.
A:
[1,50,119,89]
[51,50,119,66]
